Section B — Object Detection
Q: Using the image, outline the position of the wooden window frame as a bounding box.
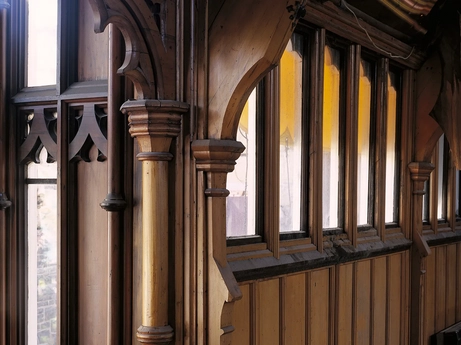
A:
[5,0,109,343]
[227,21,411,266]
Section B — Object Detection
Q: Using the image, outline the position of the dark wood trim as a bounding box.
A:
[309,28,324,251]
[374,58,389,241]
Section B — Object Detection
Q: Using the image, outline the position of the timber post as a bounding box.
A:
[408,161,433,345]
[192,139,244,344]
[122,99,188,345]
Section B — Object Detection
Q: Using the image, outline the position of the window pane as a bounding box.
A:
[279,34,303,232]
[437,135,445,219]
[226,89,256,237]
[357,60,372,225]
[456,171,460,218]
[27,0,58,86]
[323,46,341,228]
[423,180,430,222]
[27,148,58,345]
[385,72,398,223]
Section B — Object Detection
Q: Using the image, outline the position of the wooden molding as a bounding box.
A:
[408,161,434,194]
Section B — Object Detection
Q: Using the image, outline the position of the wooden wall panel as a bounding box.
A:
[423,243,461,345]
[283,274,306,344]
[435,246,447,332]
[77,150,108,345]
[371,257,387,345]
[336,263,353,345]
[424,248,436,345]
[256,279,280,345]
[231,252,409,345]
[355,261,371,345]
[457,243,461,320]
[387,253,402,345]
[232,284,251,345]
[308,269,331,345]
[78,0,108,81]
[446,244,457,326]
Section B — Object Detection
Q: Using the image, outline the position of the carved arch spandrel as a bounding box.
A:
[414,52,443,163]
[87,0,178,100]
[207,0,305,139]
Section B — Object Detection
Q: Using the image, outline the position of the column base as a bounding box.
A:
[136,325,174,344]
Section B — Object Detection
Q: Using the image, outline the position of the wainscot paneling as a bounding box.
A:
[232,251,409,345]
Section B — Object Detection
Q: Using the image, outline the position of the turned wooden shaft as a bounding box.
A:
[142,159,169,327]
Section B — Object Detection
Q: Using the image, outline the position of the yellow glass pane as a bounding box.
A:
[385,72,398,223]
[357,61,372,225]
[323,46,341,228]
[279,35,303,232]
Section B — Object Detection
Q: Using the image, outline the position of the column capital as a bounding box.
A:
[408,161,434,195]
[121,99,189,155]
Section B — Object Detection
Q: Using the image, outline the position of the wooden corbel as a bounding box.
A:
[408,162,433,257]
[122,99,188,345]
[191,139,244,345]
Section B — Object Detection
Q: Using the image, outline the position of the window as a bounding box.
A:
[26,147,57,345]
[226,26,405,250]
[423,134,458,233]
[8,0,110,343]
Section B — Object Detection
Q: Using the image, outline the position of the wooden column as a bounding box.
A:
[100,24,126,345]
[191,139,244,345]
[122,99,188,345]
[409,162,433,345]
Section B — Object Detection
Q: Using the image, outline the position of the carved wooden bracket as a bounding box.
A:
[191,139,244,345]
[88,0,177,100]
[122,99,188,345]
[207,0,306,139]
[408,162,434,258]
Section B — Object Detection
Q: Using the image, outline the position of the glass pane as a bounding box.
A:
[437,135,444,219]
[423,180,430,222]
[323,46,341,228]
[385,72,398,223]
[27,0,58,86]
[279,34,303,232]
[456,171,460,218]
[226,89,256,237]
[27,148,58,345]
[357,60,372,225]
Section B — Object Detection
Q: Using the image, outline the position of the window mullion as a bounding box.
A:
[264,68,280,258]
[309,28,325,252]
[447,149,456,230]
[344,44,360,246]
[374,58,389,241]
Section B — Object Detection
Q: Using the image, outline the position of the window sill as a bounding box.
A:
[229,236,411,282]
[424,229,461,247]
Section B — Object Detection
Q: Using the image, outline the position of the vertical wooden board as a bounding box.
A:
[372,257,387,345]
[308,268,330,345]
[387,253,402,345]
[77,0,109,81]
[457,243,461,320]
[232,284,251,345]
[425,249,436,345]
[446,244,457,326]
[355,260,371,345]
[77,154,108,344]
[435,246,447,332]
[336,263,353,345]
[256,279,280,345]
[283,274,306,345]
